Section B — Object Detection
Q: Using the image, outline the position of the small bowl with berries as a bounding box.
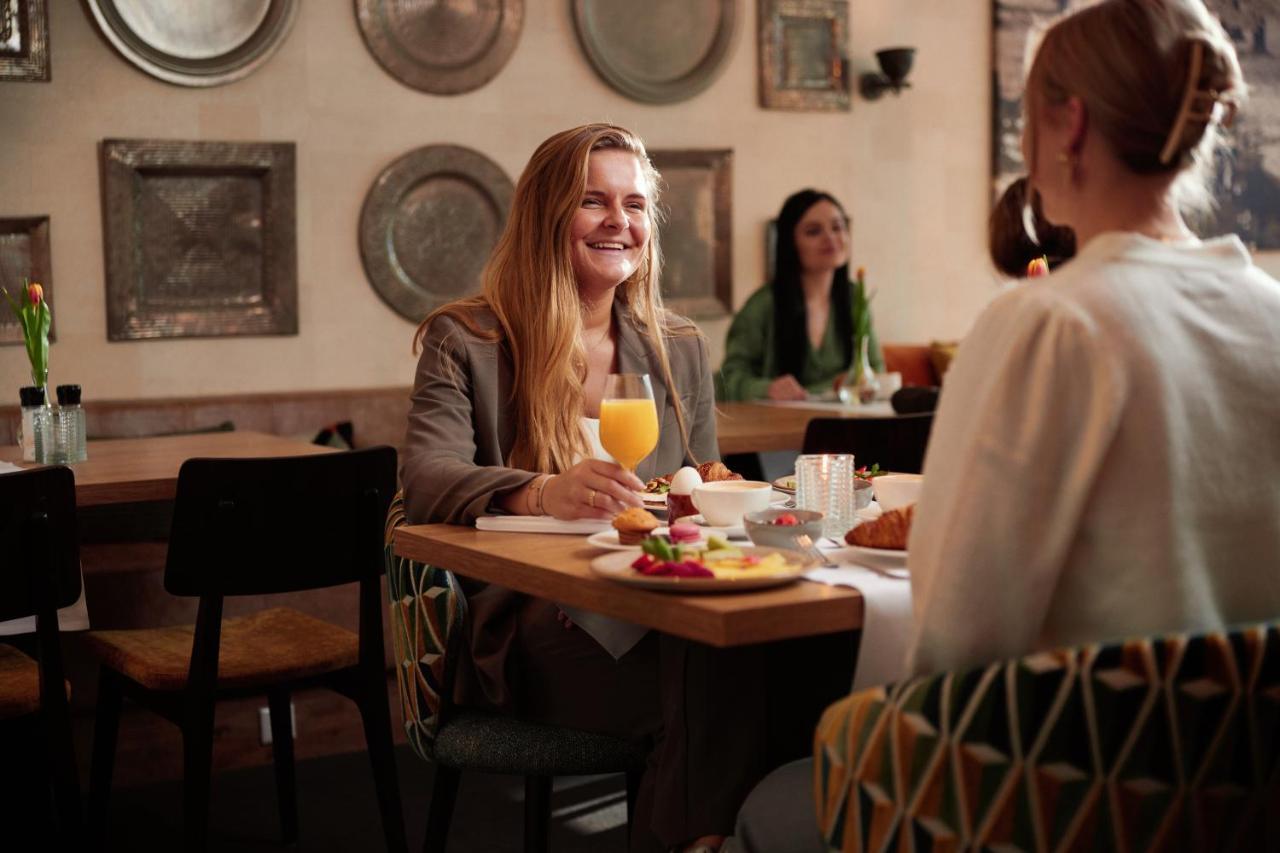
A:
[742,508,825,551]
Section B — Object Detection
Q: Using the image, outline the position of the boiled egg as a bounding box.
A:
[668,466,702,495]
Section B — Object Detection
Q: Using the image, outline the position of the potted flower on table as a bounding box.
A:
[4,280,53,461]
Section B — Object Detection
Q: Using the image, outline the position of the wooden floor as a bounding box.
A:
[5,743,633,852]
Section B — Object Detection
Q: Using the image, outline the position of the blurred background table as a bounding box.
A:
[715,400,898,455]
[0,430,333,506]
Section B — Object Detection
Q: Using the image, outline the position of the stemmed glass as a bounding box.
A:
[598,374,658,472]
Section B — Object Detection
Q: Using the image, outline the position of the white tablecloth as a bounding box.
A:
[806,544,913,690]
[751,399,897,417]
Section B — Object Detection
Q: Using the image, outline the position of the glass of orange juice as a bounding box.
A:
[599,373,659,472]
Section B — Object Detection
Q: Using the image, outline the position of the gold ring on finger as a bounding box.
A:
[588,488,596,508]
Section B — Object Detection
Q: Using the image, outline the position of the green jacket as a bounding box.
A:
[716,283,883,402]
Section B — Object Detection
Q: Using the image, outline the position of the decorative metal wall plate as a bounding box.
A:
[573,0,735,104]
[650,149,733,319]
[356,0,524,95]
[759,0,851,111]
[0,0,50,81]
[85,0,298,87]
[360,145,513,322]
[99,140,298,341]
[0,216,54,345]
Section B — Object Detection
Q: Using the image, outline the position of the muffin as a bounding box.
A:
[613,507,661,545]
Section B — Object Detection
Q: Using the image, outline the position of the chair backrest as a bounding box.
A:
[384,491,467,760]
[801,413,934,474]
[0,466,82,622]
[164,446,397,597]
[815,622,1280,852]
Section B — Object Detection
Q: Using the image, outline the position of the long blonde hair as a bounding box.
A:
[1024,0,1245,213]
[415,123,697,474]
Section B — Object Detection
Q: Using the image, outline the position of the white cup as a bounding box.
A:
[875,371,904,400]
[873,473,923,511]
[692,480,774,527]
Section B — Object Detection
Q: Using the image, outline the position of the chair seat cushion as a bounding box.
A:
[0,644,40,718]
[82,607,359,691]
[433,708,647,776]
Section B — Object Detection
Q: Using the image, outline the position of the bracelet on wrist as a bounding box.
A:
[529,474,552,516]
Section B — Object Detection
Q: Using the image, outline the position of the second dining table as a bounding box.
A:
[714,400,897,455]
[0,430,335,506]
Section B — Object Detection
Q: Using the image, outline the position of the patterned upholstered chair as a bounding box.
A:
[385,493,647,853]
[814,623,1280,852]
[0,467,83,845]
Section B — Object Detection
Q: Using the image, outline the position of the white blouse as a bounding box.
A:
[907,232,1280,675]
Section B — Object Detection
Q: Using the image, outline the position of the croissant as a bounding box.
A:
[846,504,914,550]
[696,461,743,483]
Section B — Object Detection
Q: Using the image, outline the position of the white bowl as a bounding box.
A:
[873,473,923,511]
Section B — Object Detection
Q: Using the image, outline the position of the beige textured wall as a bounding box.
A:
[5,2,1269,401]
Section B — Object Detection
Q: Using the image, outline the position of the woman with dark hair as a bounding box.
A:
[717,190,882,401]
[988,176,1076,277]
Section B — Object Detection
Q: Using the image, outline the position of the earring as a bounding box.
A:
[1057,150,1080,185]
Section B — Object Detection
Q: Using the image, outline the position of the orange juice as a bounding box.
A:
[599,398,659,470]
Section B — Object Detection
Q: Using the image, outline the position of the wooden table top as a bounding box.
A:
[0,430,333,506]
[394,523,863,648]
[714,401,897,455]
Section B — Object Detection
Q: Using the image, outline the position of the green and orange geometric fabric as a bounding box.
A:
[384,491,467,761]
[815,623,1280,852]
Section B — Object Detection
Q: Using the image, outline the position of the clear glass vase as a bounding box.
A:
[838,336,880,405]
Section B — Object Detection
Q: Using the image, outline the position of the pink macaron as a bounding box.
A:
[667,522,701,545]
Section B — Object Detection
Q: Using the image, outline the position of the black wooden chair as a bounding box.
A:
[0,466,84,846]
[83,447,407,852]
[801,413,935,474]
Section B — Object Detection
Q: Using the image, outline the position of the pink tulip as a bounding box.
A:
[27,282,43,305]
[1026,257,1049,278]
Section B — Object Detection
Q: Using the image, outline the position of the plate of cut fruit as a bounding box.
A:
[589,536,815,593]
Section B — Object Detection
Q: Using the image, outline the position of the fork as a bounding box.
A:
[822,536,908,579]
[793,532,836,568]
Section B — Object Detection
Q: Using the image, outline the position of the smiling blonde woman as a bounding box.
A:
[401,123,766,853]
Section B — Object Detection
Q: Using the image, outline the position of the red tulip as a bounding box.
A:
[26,282,43,305]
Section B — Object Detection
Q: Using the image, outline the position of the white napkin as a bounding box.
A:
[0,461,25,475]
[806,545,913,691]
[0,565,90,636]
[474,515,648,658]
[556,605,649,661]
[475,515,612,535]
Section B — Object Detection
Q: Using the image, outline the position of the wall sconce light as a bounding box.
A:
[859,47,915,100]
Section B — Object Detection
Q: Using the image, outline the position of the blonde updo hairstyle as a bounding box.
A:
[1025,0,1246,212]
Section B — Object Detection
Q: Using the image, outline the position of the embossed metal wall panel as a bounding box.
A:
[0,216,54,345]
[85,0,297,87]
[650,149,733,320]
[573,0,736,104]
[356,0,524,95]
[759,0,851,111]
[99,139,298,341]
[0,0,50,81]
[359,145,514,322]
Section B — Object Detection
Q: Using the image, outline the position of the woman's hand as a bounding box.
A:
[767,374,809,401]
[542,459,645,520]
